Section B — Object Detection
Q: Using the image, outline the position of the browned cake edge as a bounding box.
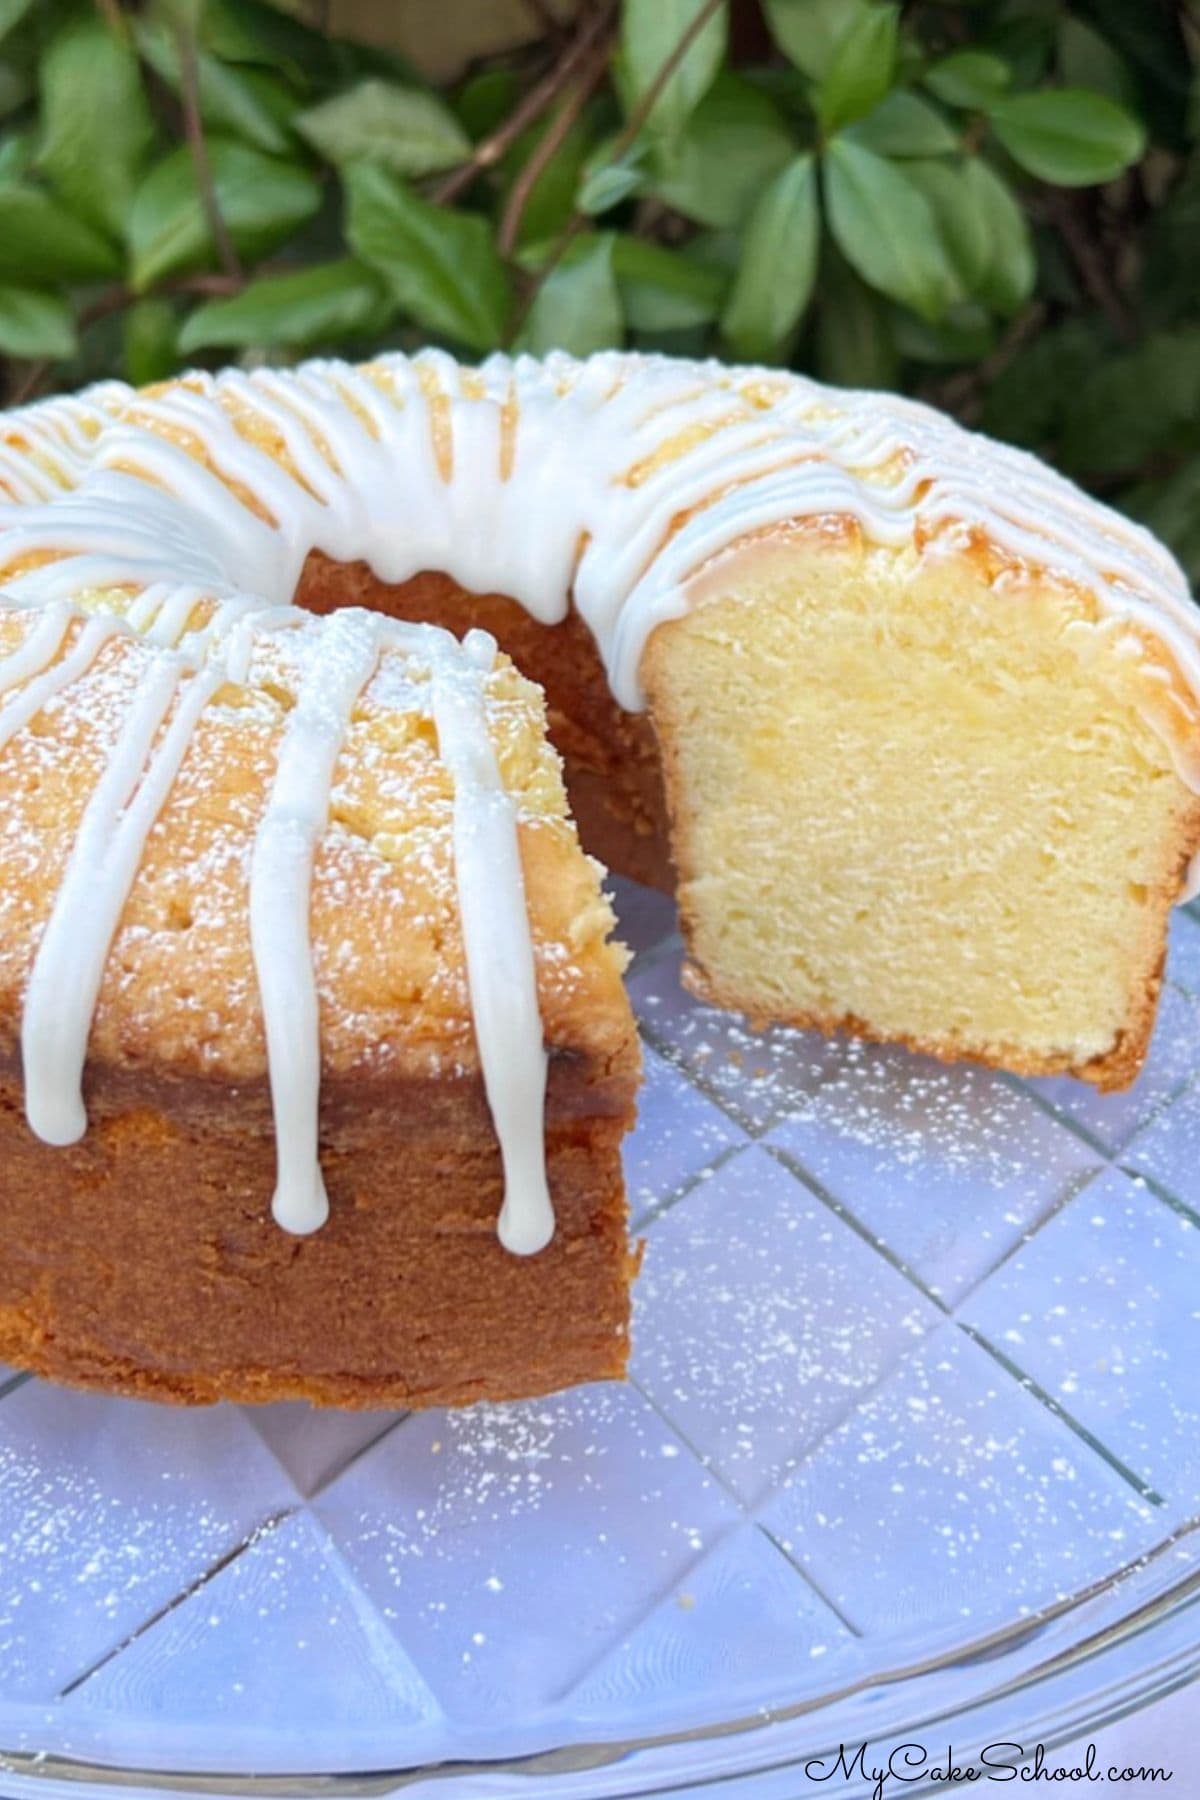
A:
[0,1045,641,1408]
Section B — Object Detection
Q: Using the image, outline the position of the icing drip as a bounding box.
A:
[245,609,552,1245]
[248,609,385,1235]
[23,651,224,1146]
[0,611,121,749]
[430,626,554,1256]
[0,600,76,696]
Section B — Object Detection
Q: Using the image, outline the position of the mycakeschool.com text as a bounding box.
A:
[801,1742,1173,1796]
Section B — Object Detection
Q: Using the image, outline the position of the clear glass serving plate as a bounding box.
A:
[2,878,1199,1799]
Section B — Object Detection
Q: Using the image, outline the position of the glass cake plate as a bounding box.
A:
[3,877,1200,1799]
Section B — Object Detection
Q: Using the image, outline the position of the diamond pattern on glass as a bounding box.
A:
[0,1388,296,1702]
[628,947,842,1133]
[64,1512,443,1771]
[766,1044,1100,1304]
[759,1325,1163,1639]
[633,1144,939,1505]
[244,1401,405,1500]
[1125,1081,1200,1212]
[625,1046,746,1227]
[565,1524,857,1735]
[960,1165,1200,1516]
[311,1384,740,1731]
[1167,907,1200,997]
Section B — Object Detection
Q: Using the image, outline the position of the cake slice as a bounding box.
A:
[0,598,640,1406]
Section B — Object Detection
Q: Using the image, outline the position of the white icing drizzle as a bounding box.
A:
[0,350,1196,1255]
[430,626,554,1256]
[23,650,224,1145]
[248,608,385,1236]
[0,611,122,749]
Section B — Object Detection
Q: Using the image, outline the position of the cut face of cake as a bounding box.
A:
[0,348,1195,1408]
[644,528,1200,1088]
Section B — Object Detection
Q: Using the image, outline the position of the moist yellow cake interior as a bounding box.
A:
[645,530,1199,1086]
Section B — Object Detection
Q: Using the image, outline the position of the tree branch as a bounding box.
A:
[1040,188,1136,345]
[175,20,242,283]
[9,360,51,408]
[929,300,1048,422]
[497,31,612,257]
[431,1,617,207]
[507,0,726,343]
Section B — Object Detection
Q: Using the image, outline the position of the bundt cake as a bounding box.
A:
[0,348,1196,1408]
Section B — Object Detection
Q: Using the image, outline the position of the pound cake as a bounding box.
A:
[0,348,1196,1408]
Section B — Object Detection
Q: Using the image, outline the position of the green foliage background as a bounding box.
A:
[0,0,1196,578]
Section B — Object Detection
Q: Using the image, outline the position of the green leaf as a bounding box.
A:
[620,0,729,141]
[924,50,1010,111]
[579,147,647,216]
[989,88,1146,187]
[344,161,510,352]
[455,68,520,141]
[901,158,989,297]
[981,318,1101,448]
[0,285,76,360]
[893,302,995,364]
[846,90,958,157]
[134,20,294,156]
[179,258,391,354]
[823,138,954,322]
[817,4,897,134]
[0,131,31,182]
[199,0,346,85]
[963,158,1035,315]
[129,139,322,292]
[649,72,796,229]
[763,0,869,80]
[37,13,156,241]
[814,250,897,387]
[1058,19,1138,110]
[0,0,35,48]
[298,79,470,177]
[1059,329,1200,476]
[0,184,121,283]
[721,153,818,361]
[612,235,726,331]
[519,236,623,357]
[123,297,179,387]
[217,65,300,150]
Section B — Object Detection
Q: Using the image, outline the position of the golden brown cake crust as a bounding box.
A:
[0,1045,640,1408]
